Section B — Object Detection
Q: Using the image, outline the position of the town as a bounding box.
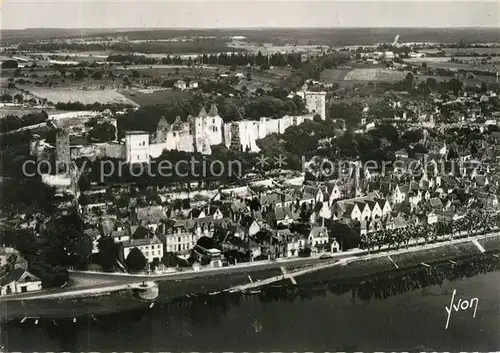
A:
[1,28,500,299]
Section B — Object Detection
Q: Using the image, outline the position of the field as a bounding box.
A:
[320,69,350,82]
[405,59,498,73]
[120,89,192,106]
[344,68,406,82]
[26,88,139,105]
[115,65,219,78]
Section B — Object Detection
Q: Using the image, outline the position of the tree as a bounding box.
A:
[97,236,120,271]
[13,93,24,103]
[92,71,103,80]
[87,122,116,142]
[2,60,18,69]
[74,69,86,80]
[40,212,92,269]
[413,143,428,154]
[329,221,361,251]
[0,93,13,102]
[126,247,147,272]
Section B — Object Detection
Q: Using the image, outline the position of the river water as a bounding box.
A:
[2,255,500,352]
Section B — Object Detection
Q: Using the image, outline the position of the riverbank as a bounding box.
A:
[1,232,499,321]
[0,233,500,302]
[295,233,500,285]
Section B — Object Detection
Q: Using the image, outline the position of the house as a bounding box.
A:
[282,233,303,258]
[429,198,444,211]
[355,201,372,221]
[136,206,168,232]
[123,236,164,264]
[222,236,262,260]
[275,206,299,225]
[343,203,361,221]
[0,247,22,269]
[372,198,390,216]
[330,238,341,253]
[327,183,342,205]
[391,185,407,204]
[308,226,329,247]
[238,215,261,238]
[163,223,196,254]
[426,212,439,225]
[365,200,382,219]
[0,268,42,296]
[174,80,187,90]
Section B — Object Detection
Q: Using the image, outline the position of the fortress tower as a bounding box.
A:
[304,91,326,120]
[125,131,150,164]
[156,116,170,143]
[193,104,223,153]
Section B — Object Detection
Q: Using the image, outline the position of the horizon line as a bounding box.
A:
[3,26,500,31]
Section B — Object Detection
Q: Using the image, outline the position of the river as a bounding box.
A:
[2,254,499,352]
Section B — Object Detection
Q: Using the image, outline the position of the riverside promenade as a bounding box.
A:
[2,231,500,302]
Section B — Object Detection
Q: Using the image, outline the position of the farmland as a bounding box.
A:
[404,58,498,73]
[25,88,139,106]
[120,89,192,106]
[344,68,406,82]
[320,69,350,82]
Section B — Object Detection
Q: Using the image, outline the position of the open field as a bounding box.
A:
[25,88,139,105]
[0,108,62,119]
[114,65,219,78]
[441,48,500,56]
[320,69,350,82]
[344,68,406,82]
[120,89,192,106]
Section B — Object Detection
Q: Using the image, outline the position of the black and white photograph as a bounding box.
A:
[0,0,499,351]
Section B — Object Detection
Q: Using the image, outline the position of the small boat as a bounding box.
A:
[209,291,220,296]
[91,315,98,321]
[73,318,76,323]
[34,319,38,325]
[248,290,261,294]
[149,302,155,309]
[20,317,27,324]
[229,288,240,293]
[52,320,58,326]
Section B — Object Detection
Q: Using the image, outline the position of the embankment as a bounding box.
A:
[1,233,499,321]
[293,233,500,285]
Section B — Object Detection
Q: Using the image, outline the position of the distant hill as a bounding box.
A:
[2,28,500,47]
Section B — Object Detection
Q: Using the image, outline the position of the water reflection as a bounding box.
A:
[2,253,499,351]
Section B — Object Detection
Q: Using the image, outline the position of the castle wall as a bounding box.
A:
[223,123,232,148]
[149,142,168,158]
[105,143,126,159]
[279,115,294,134]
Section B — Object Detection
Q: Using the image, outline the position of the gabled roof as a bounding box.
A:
[0,268,40,286]
[309,226,327,238]
[199,106,208,118]
[123,236,162,248]
[208,104,219,117]
[157,116,170,130]
[429,198,444,209]
[240,214,255,228]
[137,206,167,223]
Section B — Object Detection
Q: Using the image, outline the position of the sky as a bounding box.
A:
[1,0,499,30]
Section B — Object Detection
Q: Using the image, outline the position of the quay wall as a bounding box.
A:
[2,234,499,321]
